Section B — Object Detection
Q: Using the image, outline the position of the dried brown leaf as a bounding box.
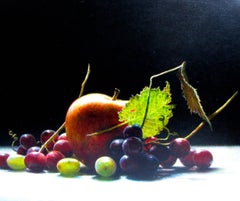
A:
[178,62,212,130]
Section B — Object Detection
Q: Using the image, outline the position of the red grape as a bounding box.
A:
[57,133,68,141]
[26,146,41,154]
[24,151,47,172]
[40,129,58,151]
[179,149,196,168]
[143,136,158,152]
[169,138,191,158]
[53,139,73,157]
[46,150,65,172]
[19,133,37,149]
[0,153,10,169]
[193,149,213,169]
[16,145,28,155]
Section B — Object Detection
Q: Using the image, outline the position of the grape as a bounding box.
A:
[6,154,26,171]
[19,133,37,149]
[143,136,158,152]
[57,158,81,177]
[123,124,143,138]
[138,153,160,171]
[57,132,68,141]
[26,146,41,155]
[24,151,47,172]
[46,150,65,172]
[122,136,144,156]
[169,138,191,158]
[40,129,58,151]
[108,138,124,160]
[179,149,196,168]
[160,154,177,168]
[53,139,73,157]
[119,155,139,174]
[0,153,10,169]
[95,156,117,178]
[148,144,170,162]
[193,149,213,169]
[16,145,28,155]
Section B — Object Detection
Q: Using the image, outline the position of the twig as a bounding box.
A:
[39,64,91,153]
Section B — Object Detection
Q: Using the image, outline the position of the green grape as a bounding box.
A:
[57,158,81,177]
[6,154,26,171]
[95,156,117,178]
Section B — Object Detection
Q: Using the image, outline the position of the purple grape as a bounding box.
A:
[108,138,125,160]
[122,137,144,156]
[169,138,191,158]
[148,144,170,162]
[123,124,143,138]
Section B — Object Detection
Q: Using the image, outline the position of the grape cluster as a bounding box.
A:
[108,124,213,178]
[0,125,213,179]
[0,129,76,174]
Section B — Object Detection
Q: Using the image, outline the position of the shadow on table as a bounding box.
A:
[125,166,220,181]
[79,164,220,181]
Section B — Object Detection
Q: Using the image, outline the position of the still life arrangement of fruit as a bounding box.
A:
[0,62,238,180]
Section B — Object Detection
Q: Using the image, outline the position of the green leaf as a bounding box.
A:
[118,81,175,139]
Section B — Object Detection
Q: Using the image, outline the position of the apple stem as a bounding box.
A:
[39,64,91,153]
[112,88,120,100]
[184,90,238,140]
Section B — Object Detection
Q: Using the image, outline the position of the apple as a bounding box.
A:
[65,93,128,169]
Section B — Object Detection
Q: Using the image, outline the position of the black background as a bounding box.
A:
[0,0,239,145]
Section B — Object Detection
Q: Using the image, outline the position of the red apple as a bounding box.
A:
[65,93,128,169]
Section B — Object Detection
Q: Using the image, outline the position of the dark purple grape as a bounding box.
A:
[138,153,160,171]
[148,144,170,162]
[19,133,37,149]
[122,137,144,156]
[169,138,191,158]
[109,138,125,160]
[119,155,139,174]
[123,124,143,138]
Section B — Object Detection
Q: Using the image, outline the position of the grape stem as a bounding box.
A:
[39,64,91,153]
[184,90,238,140]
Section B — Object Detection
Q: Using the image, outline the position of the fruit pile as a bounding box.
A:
[0,125,213,179]
[0,64,236,180]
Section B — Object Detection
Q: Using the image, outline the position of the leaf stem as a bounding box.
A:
[141,62,185,128]
[39,64,91,153]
